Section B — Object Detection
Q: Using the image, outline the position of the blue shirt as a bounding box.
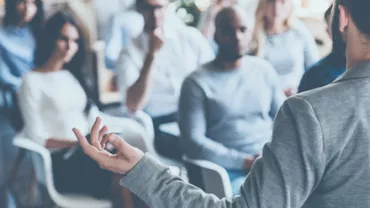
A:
[179,56,286,170]
[0,25,35,91]
[298,52,346,92]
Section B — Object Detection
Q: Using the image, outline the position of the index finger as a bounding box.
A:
[90,117,103,150]
[73,128,101,161]
[72,128,90,149]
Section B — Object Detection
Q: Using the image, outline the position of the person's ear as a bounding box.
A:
[338,5,349,33]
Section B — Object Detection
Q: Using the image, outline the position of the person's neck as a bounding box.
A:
[346,54,370,69]
[16,19,28,28]
[40,56,64,73]
[144,25,162,34]
[346,39,370,69]
[215,55,243,70]
[267,21,286,35]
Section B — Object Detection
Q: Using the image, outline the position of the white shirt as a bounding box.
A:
[117,26,215,117]
[18,71,99,146]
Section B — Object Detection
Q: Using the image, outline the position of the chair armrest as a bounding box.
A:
[183,156,233,198]
[159,122,180,137]
[13,136,51,160]
[12,134,62,202]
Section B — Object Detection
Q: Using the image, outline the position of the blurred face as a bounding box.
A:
[215,10,252,61]
[265,0,292,26]
[137,0,169,32]
[56,23,80,63]
[16,0,37,24]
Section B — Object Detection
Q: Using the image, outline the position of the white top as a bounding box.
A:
[18,70,99,146]
[116,25,215,117]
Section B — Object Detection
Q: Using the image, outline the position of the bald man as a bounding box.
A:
[178,6,285,194]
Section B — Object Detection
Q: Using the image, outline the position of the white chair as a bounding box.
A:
[10,114,149,208]
[183,156,233,199]
[13,136,112,208]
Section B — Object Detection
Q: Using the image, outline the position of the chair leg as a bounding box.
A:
[7,148,26,189]
[26,168,37,208]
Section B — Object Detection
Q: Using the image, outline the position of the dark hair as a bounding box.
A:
[4,0,44,40]
[34,11,92,113]
[335,0,370,37]
[324,5,333,22]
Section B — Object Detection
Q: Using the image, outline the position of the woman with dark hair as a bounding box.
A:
[75,1,370,207]
[0,0,44,106]
[18,11,145,207]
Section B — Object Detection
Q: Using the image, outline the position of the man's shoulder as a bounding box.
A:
[243,55,280,82]
[184,61,216,84]
[171,25,207,42]
[119,35,145,61]
[244,55,274,69]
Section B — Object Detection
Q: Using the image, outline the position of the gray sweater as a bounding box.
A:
[178,56,286,170]
[121,61,370,208]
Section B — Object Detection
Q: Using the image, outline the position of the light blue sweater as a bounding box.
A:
[178,56,286,170]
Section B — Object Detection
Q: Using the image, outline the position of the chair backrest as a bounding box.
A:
[183,156,233,199]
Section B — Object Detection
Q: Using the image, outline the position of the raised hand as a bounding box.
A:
[148,27,164,55]
[72,117,144,175]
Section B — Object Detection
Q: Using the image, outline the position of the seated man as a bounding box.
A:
[104,0,185,70]
[298,5,346,92]
[179,6,286,194]
[116,0,214,160]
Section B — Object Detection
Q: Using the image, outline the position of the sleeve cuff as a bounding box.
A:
[120,154,170,193]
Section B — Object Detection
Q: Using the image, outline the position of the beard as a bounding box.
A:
[217,46,245,62]
[331,1,347,57]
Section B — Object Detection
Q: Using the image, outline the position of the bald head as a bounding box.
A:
[214,6,253,61]
[215,6,254,35]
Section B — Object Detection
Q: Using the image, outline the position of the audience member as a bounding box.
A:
[76,0,370,207]
[18,11,145,208]
[116,0,214,160]
[251,0,319,96]
[0,1,43,205]
[104,0,185,69]
[179,6,285,194]
[298,5,346,92]
[0,0,43,126]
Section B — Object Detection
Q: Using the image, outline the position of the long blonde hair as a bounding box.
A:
[250,0,299,57]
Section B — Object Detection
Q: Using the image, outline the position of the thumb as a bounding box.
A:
[107,134,130,153]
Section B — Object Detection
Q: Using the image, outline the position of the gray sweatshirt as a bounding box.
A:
[178,56,286,170]
[121,61,370,208]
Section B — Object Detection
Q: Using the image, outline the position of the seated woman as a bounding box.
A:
[179,6,286,195]
[251,0,319,96]
[18,11,145,208]
[0,0,43,127]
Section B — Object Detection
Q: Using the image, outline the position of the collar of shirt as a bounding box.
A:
[5,25,31,36]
